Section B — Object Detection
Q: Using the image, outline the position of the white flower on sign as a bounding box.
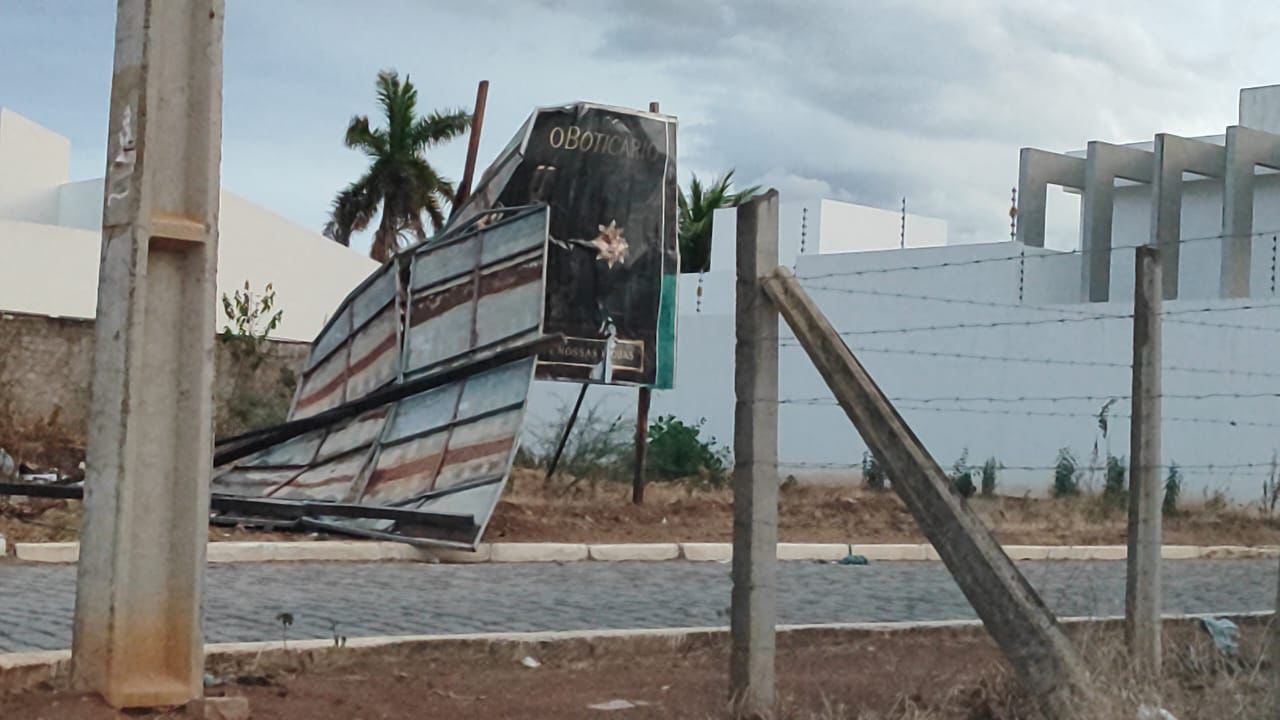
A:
[592,220,628,268]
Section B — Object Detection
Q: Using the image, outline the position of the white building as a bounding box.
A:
[529,84,1280,502]
[0,108,377,340]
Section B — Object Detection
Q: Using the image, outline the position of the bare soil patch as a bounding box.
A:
[2,621,1270,719]
[2,468,1278,547]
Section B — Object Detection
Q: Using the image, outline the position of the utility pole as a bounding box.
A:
[71,0,223,708]
[632,100,661,505]
[729,190,780,717]
[1126,245,1164,677]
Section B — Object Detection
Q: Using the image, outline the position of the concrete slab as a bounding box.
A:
[14,542,78,563]
[681,543,732,562]
[776,543,850,562]
[489,543,588,563]
[588,543,681,562]
[1002,546,1051,561]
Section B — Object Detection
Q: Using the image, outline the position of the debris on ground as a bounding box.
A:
[1137,705,1178,720]
[587,699,652,711]
[836,553,870,566]
[1198,617,1240,657]
[521,656,541,669]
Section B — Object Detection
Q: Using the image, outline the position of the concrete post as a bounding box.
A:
[1015,148,1085,248]
[1126,246,1163,678]
[71,0,224,709]
[729,190,779,717]
[1150,134,1225,300]
[761,266,1094,720]
[1081,142,1152,302]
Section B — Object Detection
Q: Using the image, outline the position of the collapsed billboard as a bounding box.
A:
[209,102,678,547]
[211,206,550,547]
[453,103,679,389]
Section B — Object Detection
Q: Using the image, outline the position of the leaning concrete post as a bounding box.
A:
[1126,245,1163,677]
[729,190,780,717]
[71,0,224,708]
[761,266,1094,720]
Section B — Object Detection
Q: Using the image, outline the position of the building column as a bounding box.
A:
[1015,148,1086,249]
[1149,134,1225,300]
[1221,126,1280,298]
[1080,142,1152,302]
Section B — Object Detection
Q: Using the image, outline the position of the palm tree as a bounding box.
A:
[325,70,471,262]
[677,170,760,272]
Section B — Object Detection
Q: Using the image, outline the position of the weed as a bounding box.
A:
[1164,463,1181,516]
[949,449,975,499]
[524,399,632,491]
[980,456,1000,497]
[861,451,888,491]
[275,611,294,649]
[1052,447,1080,498]
[1103,455,1127,510]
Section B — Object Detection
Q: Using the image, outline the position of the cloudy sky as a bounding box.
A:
[2,0,1278,252]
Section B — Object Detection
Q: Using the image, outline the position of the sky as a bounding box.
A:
[2,0,1279,253]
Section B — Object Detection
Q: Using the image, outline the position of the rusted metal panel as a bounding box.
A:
[210,207,549,547]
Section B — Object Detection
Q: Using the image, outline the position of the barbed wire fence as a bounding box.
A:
[773,229,1280,507]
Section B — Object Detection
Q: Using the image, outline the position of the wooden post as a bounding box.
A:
[1126,245,1163,676]
[760,266,1093,720]
[729,190,780,717]
[72,0,223,708]
[632,100,662,506]
[454,79,488,209]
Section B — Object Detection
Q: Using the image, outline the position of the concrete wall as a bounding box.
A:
[0,312,309,463]
[0,109,378,341]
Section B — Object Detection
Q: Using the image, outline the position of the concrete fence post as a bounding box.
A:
[71,0,224,708]
[729,189,780,717]
[1126,245,1163,677]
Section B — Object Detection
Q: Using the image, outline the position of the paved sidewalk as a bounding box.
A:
[0,559,1273,652]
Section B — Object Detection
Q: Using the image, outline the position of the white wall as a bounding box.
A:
[818,198,947,253]
[0,109,68,224]
[0,109,378,340]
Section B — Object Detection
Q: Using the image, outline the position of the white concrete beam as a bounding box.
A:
[1016,149,1086,248]
[1081,142,1153,302]
[1220,126,1280,298]
[1150,134,1226,299]
[71,0,224,709]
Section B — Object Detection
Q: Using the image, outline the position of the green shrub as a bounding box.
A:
[980,457,1001,497]
[1052,447,1080,498]
[646,415,730,486]
[949,449,976,499]
[1163,462,1181,516]
[1102,455,1127,509]
[861,451,887,491]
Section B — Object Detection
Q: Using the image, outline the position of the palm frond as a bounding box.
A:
[323,173,379,246]
[410,109,472,149]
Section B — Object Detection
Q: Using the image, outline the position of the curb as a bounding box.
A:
[6,540,1278,565]
[3,611,1270,696]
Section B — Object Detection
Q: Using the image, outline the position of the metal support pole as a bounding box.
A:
[632,387,650,504]
[729,190,780,717]
[631,99,662,507]
[71,0,224,708]
[546,384,588,482]
[1126,245,1164,677]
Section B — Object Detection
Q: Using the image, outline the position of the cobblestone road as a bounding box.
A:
[0,559,1273,652]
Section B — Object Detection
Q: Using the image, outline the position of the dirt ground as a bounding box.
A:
[2,467,1278,547]
[2,622,1270,719]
